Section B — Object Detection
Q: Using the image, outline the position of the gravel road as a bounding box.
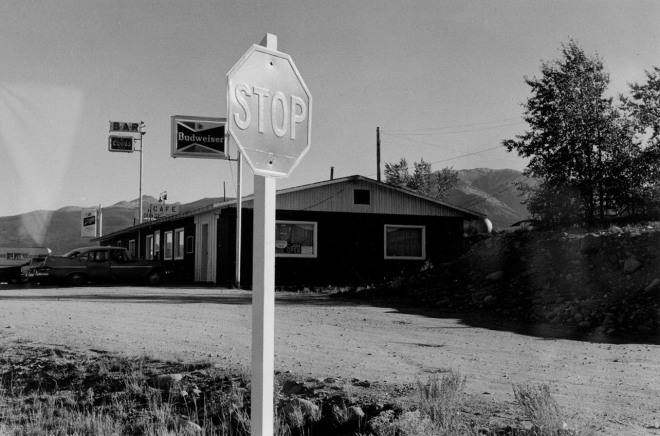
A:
[1,286,658,435]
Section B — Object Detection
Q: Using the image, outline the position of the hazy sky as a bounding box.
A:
[1,0,658,217]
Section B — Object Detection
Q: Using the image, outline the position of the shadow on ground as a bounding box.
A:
[358,297,660,346]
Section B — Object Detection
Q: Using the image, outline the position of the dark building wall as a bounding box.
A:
[216,208,464,288]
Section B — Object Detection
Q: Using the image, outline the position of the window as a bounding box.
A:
[146,235,154,260]
[174,228,185,260]
[116,241,122,248]
[111,249,129,263]
[384,225,426,260]
[354,189,370,205]
[154,231,161,259]
[164,231,173,260]
[128,239,136,258]
[275,221,317,258]
[186,236,194,254]
[90,251,108,262]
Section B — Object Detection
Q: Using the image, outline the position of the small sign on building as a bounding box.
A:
[109,121,142,133]
[108,135,134,152]
[171,116,227,159]
[134,207,155,221]
[148,203,179,218]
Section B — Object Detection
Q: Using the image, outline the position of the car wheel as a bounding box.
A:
[69,273,87,286]
[146,270,162,286]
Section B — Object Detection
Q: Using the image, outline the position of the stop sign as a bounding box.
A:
[227,44,312,178]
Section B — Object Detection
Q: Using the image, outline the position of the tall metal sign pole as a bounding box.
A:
[227,33,312,436]
[109,120,146,255]
[138,122,145,223]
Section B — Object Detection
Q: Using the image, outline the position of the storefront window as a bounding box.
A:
[275,221,317,258]
[145,235,154,260]
[164,231,173,260]
[174,228,185,259]
[154,231,161,259]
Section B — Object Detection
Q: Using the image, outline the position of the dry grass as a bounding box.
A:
[0,347,595,436]
[513,383,564,434]
[0,348,298,436]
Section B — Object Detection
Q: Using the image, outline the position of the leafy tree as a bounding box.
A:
[622,66,660,142]
[384,158,459,200]
[503,40,640,224]
[433,167,461,200]
[384,158,410,188]
[620,67,660,214]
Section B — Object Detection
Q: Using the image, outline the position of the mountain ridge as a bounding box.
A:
[0,169,531,254]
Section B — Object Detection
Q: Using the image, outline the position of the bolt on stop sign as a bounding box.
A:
[227,44,312,178]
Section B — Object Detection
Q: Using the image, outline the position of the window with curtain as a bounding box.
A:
[384,225,425,259]
[275,221,317,258]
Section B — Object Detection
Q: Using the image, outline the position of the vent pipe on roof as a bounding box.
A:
[330,166,334,180]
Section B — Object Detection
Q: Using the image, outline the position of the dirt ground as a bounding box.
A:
[1,286,659,435]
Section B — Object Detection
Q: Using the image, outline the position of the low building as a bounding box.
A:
[96,175,486,287]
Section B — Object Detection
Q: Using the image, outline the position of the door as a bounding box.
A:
[87,250,111,282]
[201,223,209,281]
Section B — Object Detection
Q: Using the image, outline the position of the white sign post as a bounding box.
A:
[227,33,311,436]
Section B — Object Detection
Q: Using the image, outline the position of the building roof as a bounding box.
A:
[96,175,486,242]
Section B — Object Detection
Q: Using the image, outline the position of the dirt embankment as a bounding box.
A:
[381,224,660,338]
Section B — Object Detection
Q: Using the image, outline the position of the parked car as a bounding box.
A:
[0,246,51,284]
[27,247,168,286]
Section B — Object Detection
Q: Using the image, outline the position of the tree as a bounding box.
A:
[503,40,639,224]
[384,158,459,201]
[620,67,660,214]
[622,66,660,143]
[383,158,410,188]
[433,167,460,200]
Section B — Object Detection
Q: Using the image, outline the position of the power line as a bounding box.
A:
[428,145,503,166]
[382,121,524,136]
[458,175,528,209]
[381,117,524,134]
[379,131,525,167]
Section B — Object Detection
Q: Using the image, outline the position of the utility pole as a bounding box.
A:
[376,126,381,182]
[97,204,103,238]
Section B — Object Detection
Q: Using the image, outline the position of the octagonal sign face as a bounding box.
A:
[227,45,312,178]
